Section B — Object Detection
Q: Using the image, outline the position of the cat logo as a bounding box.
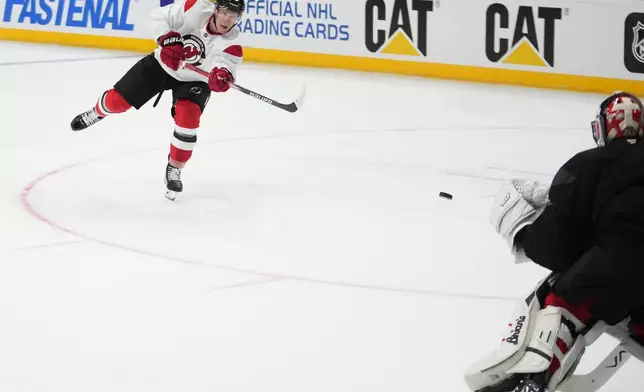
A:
[365,0,434,57]
[485,3,564,67]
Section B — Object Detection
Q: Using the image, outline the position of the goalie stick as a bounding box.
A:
[557,321,642,392]
[558,340,631,392]
[184,64,306,113]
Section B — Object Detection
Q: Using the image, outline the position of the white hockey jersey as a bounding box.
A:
[148,0,243,83]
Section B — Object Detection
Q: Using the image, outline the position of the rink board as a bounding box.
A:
[1,0,644,95]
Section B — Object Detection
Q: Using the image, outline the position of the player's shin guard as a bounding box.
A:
[165,100,200,200]
[168,100,200,168]
[169,128,197,169]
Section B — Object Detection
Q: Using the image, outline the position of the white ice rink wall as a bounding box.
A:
[1,0,644,95]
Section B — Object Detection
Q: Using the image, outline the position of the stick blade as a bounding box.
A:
[279,84,306,113]
[294,83,306,110]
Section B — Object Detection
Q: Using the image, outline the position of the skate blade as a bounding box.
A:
[165,189,177,201]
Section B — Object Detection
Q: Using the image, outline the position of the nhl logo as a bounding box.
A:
[625,13,644,73]
[633,21,644,64]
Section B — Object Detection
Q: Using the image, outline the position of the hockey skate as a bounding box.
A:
[164,162,183,201]
[70,107,105,131]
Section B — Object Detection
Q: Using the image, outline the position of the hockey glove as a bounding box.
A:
[208,67,233,92]
[490,179,548,249]
[157,31,185,71]
[514,179,550,208]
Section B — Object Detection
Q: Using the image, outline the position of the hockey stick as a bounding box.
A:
[557,321,640,392]
[184,64,306,113]
[558,340,631,392]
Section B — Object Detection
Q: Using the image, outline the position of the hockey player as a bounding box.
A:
[464,91,644,392]
[70,0,245,200]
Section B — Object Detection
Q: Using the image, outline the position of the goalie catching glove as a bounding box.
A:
[490,179,550,251]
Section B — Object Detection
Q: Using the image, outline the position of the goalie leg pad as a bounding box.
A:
[464,282,546,392]
[464,274,587,392]
[463,301,535,392]
[508,304,586,392]
[465,305,585,392]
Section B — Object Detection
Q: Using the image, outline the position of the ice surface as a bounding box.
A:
[0,41,640,392]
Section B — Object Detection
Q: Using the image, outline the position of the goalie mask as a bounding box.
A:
[591,92,644,147]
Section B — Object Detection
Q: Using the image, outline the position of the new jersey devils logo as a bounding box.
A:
[182,34,206,65]
[633,22,644,64]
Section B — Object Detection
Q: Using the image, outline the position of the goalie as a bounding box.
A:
[464,92,644,392]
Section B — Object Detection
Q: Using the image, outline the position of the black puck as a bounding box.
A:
[439,192,453,200]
